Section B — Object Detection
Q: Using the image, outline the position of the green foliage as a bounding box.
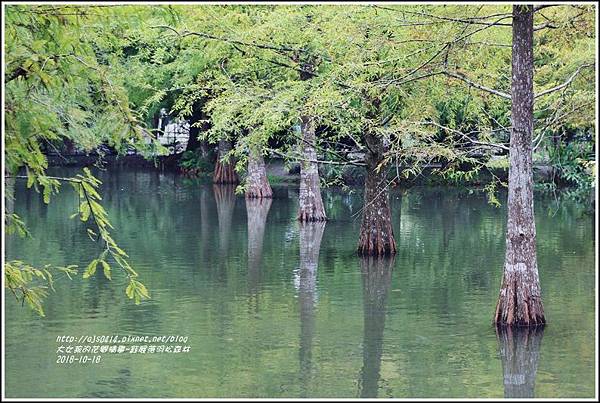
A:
[542,138,595,207]
[5,213,30,238]
[68,168,147,304]
[4,260,78,317]
[4,5,154,315]
[89,4,594,196]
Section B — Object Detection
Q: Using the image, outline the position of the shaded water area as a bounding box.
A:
[5,167,595,398]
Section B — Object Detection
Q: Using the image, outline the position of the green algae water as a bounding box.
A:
[4,167,595,398]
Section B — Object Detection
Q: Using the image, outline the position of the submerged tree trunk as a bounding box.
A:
[298,221,326,397]
[214,185,236,257]
[246,197,272,298]
[297,116,327,222]
[245,146,272,199]
[494,5,545,327]
[496,325,544,398]
[213,139,239,184]
[357,133,397,256]
[358,256,394,398]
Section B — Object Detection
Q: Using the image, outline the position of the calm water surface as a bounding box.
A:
[4,167,596,398]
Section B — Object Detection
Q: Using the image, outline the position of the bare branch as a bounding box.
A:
[442,71,511,99]
[533,21,559,31]
[372,5,512,27]
[417,121,509,151]
[534,63,594,98]
[267,148,366,167]
[151,25,300,55]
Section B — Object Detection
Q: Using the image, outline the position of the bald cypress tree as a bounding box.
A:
[494,4,545,327]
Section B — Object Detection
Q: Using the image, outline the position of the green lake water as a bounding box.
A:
[4,167,596,398]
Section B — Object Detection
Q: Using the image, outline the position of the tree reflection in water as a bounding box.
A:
[496,325,544,398]
[246,197,272,304]
[358,256,394,398]
[296,221,326,397]
[213,185,237,257]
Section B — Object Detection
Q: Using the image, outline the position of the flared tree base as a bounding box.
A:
[213,161,239,184]
[297,202,327,222]
[357,172,397,257]
[357,236,397,257]
[494,270,545,327]
[245,186,273,199]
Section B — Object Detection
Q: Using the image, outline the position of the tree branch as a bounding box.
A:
[442,71,511,99]
[151,25,299,55]
[267,147,366,167]
[417,121,509,151]
[534,63,594,98]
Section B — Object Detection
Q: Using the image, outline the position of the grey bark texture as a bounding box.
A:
[494,4,545,327]
[297,116,327,222]
[245,146,273,199]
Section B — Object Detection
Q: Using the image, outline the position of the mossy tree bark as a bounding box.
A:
[496,325,544,398]
[245,146,272,199]
[494,5,545,327]
[213,139,239,184]
[357,132,397,256]
[358,256,394,398]
[297,116,327,222]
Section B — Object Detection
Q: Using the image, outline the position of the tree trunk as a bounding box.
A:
[358,256,394,398]
[213,139,239,184]
[357,133,397,256]
[298,221,326,397]
[213,184,236,257]
[246,197,272,297]
[496,325,544,398]
[494,5,545,327]
[245,146,272,199]
[297,116,327,222]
